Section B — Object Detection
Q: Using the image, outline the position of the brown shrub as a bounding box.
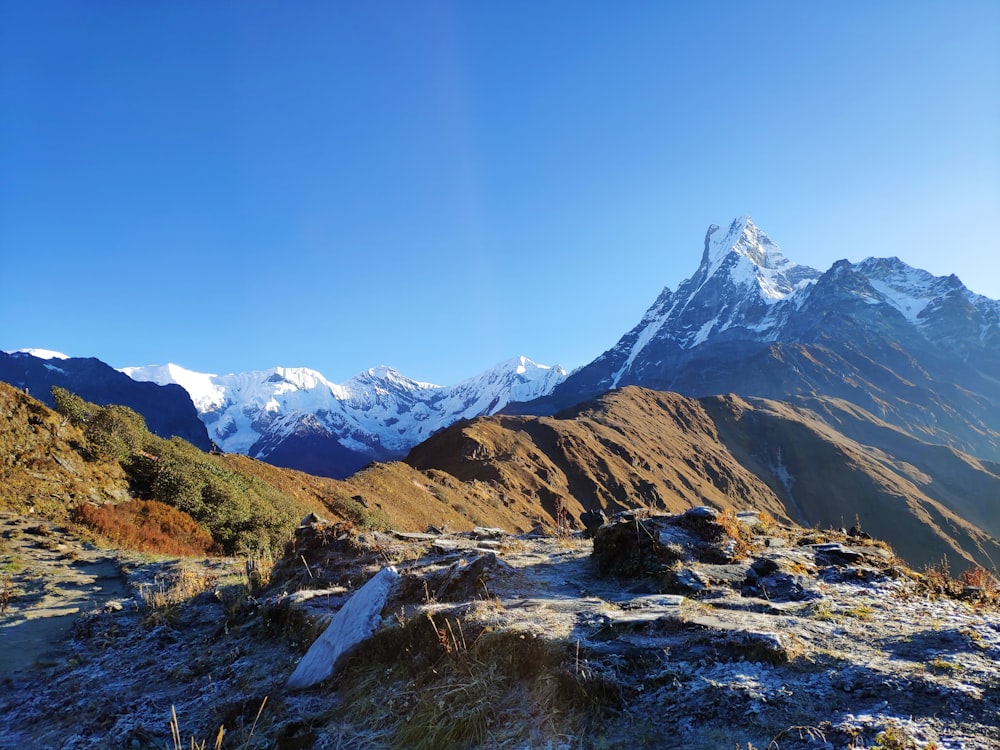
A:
[961,565,1000,602]
[73,500,217,556]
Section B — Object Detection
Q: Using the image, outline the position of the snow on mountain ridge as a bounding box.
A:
[122,363,227,412]
[610,216,821,387]
[122,356,567,466]
[6,348,70,360]
[701,217,818,302]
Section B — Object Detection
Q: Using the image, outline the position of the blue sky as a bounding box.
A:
[2,2,998,385]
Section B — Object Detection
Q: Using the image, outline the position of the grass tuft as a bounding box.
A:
[337,613,612,748]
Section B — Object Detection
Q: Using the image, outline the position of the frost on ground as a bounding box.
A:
[0,509,997,749]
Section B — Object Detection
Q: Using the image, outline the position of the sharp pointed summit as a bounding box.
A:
[697,216,821,301]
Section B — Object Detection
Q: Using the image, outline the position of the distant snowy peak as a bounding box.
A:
[474,355,566,384]
[699,216,820,302]
[121,363,226,412]
[850,256,970,322]
[122,355,566,467]
[444,356,567,416]
[7,348,70,360]
[343,366,439,398]
[268,366,336,392]
[610,217,823,385]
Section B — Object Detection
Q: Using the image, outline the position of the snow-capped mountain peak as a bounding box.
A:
[344,365,438,394]
[849,256,963,323]
[120,363,226,412]
[122,355,567,478]
[6,348,70,360]
[539,217,1000,429]
[699,216,819,302]
[607,218,823,387]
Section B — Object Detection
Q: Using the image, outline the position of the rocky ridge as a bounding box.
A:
[403,386,1000,571]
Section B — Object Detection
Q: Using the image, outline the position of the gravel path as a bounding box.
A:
[0,512,130,674]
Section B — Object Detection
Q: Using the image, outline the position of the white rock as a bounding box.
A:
[286,566,399,690]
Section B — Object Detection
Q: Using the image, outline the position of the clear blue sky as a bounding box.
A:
[2,2,998,385]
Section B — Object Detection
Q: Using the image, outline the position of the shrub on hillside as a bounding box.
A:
[51,386,95,427]
[137,436,302,557]
[85,404,148,462]
[50,388,309,558]
[73,500,217,556]
[51,386,147,462]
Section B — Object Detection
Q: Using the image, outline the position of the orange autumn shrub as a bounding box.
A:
[73,499,218,556]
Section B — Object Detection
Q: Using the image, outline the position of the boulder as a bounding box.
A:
[286,566,400,691]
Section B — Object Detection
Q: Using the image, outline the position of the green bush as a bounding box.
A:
[143,436,300,556]
[48,388,308,557]
[51,386,94,426]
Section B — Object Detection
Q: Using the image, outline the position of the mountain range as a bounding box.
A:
[514,217,1000,465]
[120,356,566,478]
[117,215,1000,477]
[4,216,999,568]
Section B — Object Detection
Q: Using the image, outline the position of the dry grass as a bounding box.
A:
[715,508,755,559]
[169,698,267,750]
[336,611,612,749]
[138,563,220,626]
[920,556,1000,604]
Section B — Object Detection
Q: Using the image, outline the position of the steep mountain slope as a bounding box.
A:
[123,356,566,479]
[406,386,1000,569]
[0,381,132,516]
[0,350,211,450]
[510,217,1000,463]
[700,394,1000,568]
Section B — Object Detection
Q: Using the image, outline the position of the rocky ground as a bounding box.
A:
[0,508,997,749]
[0,511,130,674]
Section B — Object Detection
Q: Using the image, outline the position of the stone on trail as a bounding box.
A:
[286,566,400,691]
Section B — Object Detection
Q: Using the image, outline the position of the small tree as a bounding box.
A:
[51,386,93,429]
[85,404,148,461]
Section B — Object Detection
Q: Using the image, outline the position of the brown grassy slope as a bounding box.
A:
[0,381,526,541]
[700,394,1000,570]
[789,394,1000,540]
[0,382,130,517]
[215,453,542,534]
[407,388,790,528]
[407,386,1000,570]
[6,378,996,571]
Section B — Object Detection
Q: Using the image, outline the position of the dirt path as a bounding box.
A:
[0,512,131,674]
